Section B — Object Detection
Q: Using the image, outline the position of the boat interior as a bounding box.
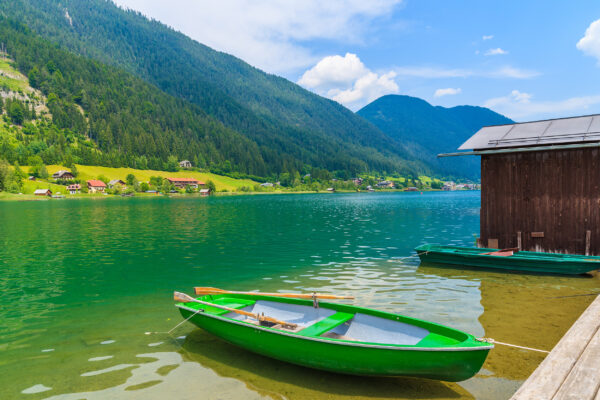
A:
[194,297,462,347]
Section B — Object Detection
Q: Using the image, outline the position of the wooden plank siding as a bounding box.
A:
[480,147,600,255]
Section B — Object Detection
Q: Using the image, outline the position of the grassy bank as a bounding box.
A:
[18,164,257,193]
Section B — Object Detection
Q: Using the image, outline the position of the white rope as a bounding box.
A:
[477,338,549,354]
[145,307,204,336]
[389,251,428,262]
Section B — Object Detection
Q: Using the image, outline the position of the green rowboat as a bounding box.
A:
[415,244,600,275]
[175,292,492,381]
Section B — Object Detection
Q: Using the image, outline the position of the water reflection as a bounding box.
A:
[0,192,598,400]
[42,352,267,400]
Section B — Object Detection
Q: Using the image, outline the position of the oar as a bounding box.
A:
[174,291,298,329]
[194,287,354,300]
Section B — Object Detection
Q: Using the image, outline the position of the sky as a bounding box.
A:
[113,0,600,121]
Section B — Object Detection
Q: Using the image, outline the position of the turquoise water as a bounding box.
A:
[1,192,597,399]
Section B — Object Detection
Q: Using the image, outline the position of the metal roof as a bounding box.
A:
[458,114,600,151]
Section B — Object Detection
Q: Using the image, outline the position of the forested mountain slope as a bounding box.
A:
[358,95,513,178]
[0,19,271,175]
[0,0,425,177]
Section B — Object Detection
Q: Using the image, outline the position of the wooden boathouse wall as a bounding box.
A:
[480,147,600,255]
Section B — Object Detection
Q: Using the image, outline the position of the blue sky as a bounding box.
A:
[114,0,600,121]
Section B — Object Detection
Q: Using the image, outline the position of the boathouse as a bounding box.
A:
[444,113,600,255]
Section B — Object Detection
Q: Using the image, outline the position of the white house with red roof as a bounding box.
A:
[87,179,107,193]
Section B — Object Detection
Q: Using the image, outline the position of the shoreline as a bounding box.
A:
[0,188,475,202]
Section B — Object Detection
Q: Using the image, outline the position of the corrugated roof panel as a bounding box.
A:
[588,115,600,133]
[492,121,551,147]
[458,125,512,150]
[544,116,592,137]
[458,113,600,150]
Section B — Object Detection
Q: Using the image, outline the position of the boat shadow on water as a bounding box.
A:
[178,329,475,400]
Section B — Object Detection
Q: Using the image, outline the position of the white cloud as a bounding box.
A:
[577,19,600,64]
[488,66,539,79]
[332,71,399,108]
[482,35,494,40]
[297,53,368,90]
[484,48,508,56]
[393,65,538,79]
[113,0,402,74]
[484,90,600,119]
[434,88,462,97]
[298,53,399,110]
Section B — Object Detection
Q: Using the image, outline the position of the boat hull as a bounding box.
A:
[416,244,600,275]
[177,299,490,381]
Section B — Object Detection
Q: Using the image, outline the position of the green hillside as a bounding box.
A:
[357,95,514,179]
[0,20,268,177]
[0,0,425,177]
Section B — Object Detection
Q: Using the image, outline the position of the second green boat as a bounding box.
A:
[415,244,600,275]
[175,291,492,381]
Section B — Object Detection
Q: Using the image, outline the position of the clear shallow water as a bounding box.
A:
[1,192,598,399]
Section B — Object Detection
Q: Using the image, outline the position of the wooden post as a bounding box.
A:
[517,231,522,251]
[585,230,591,256]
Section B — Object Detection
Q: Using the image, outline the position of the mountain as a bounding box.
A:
[357,95,514,179]
[0,20,269,175]
[0,0,427,178]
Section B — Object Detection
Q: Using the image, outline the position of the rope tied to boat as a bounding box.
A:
[389,250,429,263]
[476,337,549,354]
[145,307,205,336]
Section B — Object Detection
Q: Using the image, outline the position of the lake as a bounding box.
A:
[1,192,598,399]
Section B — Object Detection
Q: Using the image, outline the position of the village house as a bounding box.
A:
[442,113,600,255]
[108,179,127,189]
[67,184,81,194]
[404,187,418,191]
[179,160,192,168]
[52,170,75,180]
[352,178,363,185]
[260,182,274,187]
[199,188,211,196]
[376,180,395,189]
[166,177,203,189]
[442,181,456,191]
[87,180,107,193]
[34,189,52,196]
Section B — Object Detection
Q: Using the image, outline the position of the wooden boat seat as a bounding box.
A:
[298,312,354,337]
[481,247,519,257]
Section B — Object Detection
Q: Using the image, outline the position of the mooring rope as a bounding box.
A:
[389,251,428,262]
[145,307,204,336]
[476,337,549,354]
